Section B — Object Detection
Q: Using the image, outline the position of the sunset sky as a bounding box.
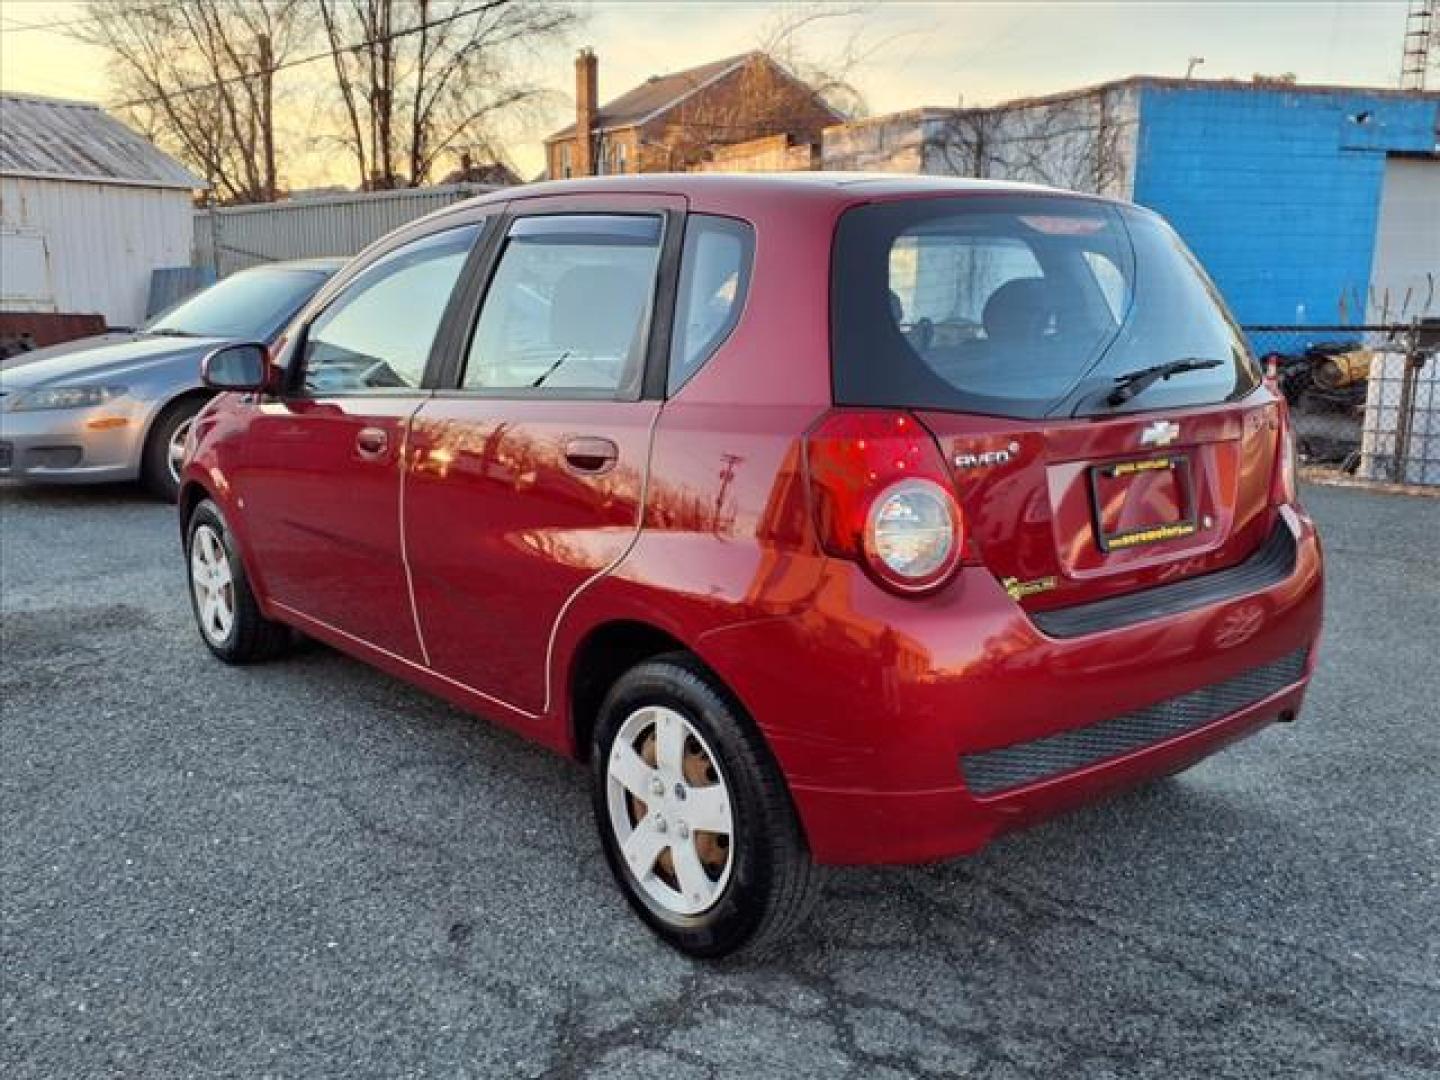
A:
[0,1,1419,185]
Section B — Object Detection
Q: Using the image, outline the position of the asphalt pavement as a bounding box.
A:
[2,480,1437,1079]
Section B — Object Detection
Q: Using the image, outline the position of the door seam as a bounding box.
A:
[540,404,664,717]
[398,401,432,668]
[270,600,538,720]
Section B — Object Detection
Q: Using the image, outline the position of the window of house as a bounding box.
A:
[299,224,480,393]
[669,215,754,392]
[560,144,572,178]
[615,142,628,174]
[461,215,662,395]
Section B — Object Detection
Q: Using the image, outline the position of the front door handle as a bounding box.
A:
[356,426,389,459]
[563,436,619,474]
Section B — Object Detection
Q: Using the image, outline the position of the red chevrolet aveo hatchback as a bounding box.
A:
[181,175,1323,956]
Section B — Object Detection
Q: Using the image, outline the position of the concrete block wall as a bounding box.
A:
[822,109,945,173]
[822,93,1141,199]
[924,86,1142,200]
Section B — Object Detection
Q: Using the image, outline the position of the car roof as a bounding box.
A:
[432,172,1123,217]
[238,257,348,275]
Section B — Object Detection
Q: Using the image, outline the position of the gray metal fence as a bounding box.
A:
[193,184,499,277]
[1247,320,1440,487]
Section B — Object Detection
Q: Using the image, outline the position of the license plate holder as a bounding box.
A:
[1089,454,1197,553]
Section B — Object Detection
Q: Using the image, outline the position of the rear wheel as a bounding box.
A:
[186,499,290,663]
[143,396,207,502]
[591,655,822,958]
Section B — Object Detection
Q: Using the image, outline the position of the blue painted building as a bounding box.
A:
[1134,81,1438,325]
[823,78,1440,325]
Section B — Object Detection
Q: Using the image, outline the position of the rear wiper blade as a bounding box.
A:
[1107,357,1223,407]
[148,327,196,338]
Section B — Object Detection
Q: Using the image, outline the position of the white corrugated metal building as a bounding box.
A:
[193,184,498,278]
[1,92,203,327]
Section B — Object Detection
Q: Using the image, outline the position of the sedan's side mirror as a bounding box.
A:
[202,343,272,392]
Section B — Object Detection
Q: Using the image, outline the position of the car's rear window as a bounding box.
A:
[832,195,1260,418]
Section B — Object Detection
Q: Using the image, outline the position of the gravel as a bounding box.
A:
[2,480,1437,1078]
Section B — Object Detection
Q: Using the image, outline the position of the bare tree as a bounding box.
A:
[81,0,312,203]
[636,4,895,173]
[755,2,888,118]
[316,0,574,189]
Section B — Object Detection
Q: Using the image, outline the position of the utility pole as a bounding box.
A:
[1400,0,1434,91]
[258,33,277,201]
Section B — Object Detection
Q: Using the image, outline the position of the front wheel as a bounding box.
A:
[186,499,290,663]
[591,655,823,958]
[143,396,207,502]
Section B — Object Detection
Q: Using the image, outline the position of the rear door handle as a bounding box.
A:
[356,426,389,459]
[563,436,619,474]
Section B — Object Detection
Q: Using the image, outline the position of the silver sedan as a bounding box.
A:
[0,259,340,500]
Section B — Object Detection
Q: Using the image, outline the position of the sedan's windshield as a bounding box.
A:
[147,267,329,341]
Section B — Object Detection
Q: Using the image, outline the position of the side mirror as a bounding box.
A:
[202,343,271,392]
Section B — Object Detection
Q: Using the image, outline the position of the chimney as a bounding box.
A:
[574,48,598,177]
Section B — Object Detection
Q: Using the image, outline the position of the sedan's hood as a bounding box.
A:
[0,333,227,392]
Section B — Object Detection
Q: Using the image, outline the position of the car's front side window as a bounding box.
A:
[461,214,662,396]
[300,224,481,394]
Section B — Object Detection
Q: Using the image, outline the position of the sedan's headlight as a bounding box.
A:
[8,386,127,411]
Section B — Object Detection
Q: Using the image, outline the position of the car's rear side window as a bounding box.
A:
[832,196,1258,418]
[669,214,754,393]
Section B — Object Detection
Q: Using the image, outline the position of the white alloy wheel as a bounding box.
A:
[605,705,735,916]
[167,415,194,485]
[190,523,236,646]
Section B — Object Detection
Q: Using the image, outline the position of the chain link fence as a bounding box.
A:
[1245,320,1440,488]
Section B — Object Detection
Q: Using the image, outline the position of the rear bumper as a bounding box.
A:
[695,504,1323,866]
[791,669,1308,865]
[0,406,145,483]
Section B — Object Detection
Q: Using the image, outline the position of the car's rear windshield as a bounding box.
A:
[832,195,1260,419]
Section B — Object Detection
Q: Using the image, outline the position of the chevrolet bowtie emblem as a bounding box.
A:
[1140,420,1180,447]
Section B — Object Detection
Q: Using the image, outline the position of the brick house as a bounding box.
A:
[545,49,843,177]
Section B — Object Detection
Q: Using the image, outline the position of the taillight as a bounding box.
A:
[1273,401,1300,506]
[805,410,965,595]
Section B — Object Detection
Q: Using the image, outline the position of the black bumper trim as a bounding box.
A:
[1029,520,1298,639]
[960,647,1309,796]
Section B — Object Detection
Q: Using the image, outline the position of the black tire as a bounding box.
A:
[590,654,823,958]
[142,396,207,502]
[185,499,290,664]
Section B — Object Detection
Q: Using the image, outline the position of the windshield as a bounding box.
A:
[147,267,329,341]
[832,195,1260,419]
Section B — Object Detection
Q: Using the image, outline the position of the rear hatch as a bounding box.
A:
[832,192,1283,612]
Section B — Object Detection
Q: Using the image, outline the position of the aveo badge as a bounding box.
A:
[954,441,1021,470]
